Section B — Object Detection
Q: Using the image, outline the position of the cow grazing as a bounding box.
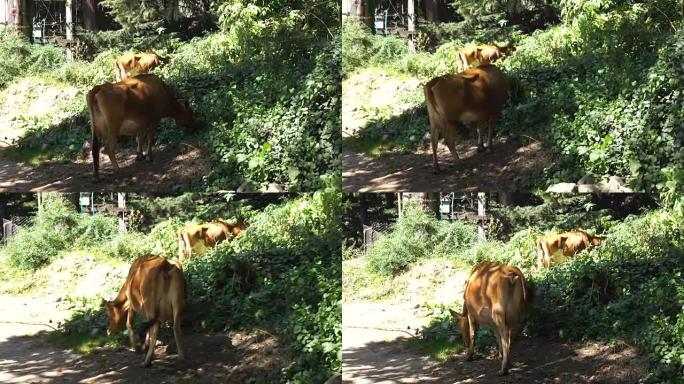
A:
[102,254,186,367]
[178,220,247,259]
[449,261,529,375]
[115,52,168,81]
[456,43,515,72]
[86,74,194,179]
[537,230,604,268]
[424,64,508,171]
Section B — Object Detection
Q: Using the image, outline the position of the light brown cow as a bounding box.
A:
[424,64,508,171]
[537,230,604,268]
[456,43,515,72]
[449,261,529,375]
[178,220,247,259]
[86,74,194,179]
[115,52,168,81]
[102,254,186,367]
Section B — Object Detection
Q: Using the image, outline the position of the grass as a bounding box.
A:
[0,260,35,294]
[47,332,125,356]
[404,336,463,363]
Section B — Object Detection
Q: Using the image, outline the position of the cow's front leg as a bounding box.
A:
[126,310,140,352]
[135,133,144,161]
[486,120,494,151]
[465,315,477,361]
[105,139,120,173]
[142,321,159,367]
[476,123,486,152]
[145,128,155,162]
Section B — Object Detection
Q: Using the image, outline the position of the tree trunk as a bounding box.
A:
[82,0,98,31]
[424,0,438,22]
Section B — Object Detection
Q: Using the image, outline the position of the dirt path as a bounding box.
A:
[342,301,647,383]
[0,295,288,383]
[0,144,211,192]
[342,137,550,192]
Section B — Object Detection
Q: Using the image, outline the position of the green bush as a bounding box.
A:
[0,29,65,88]
[5,199,80,269]
[366,201,478,276]
[528,206,684,380]
[184,185,342,382]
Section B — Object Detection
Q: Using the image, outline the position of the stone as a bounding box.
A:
[545,183,577,193]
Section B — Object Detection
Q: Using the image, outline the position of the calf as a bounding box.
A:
[424,64,508,171]
[86,74,194,179]
[102,254,186,367]
[178,220,247,259]
[537,230,604,268]
[115,52,168,81]
[449,261,529,375]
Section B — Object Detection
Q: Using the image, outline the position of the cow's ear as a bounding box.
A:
[449,309,463,320]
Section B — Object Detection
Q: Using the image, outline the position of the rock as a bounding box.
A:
[546,182,578,193]
[577,184,600,193]
[237,180,257,193]
[264,182,286,192]
[90,328,100,337]
[196,367,205,376]
[606,176,633,193]
[577,173,597,185]
[55,296,63,302]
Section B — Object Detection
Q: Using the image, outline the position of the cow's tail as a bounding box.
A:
[86,86,101,179]
[424,77,441,116]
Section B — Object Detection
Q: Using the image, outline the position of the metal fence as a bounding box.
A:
[2,216,32,245]
[362,222,392,254]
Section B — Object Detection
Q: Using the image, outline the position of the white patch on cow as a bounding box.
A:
[459,111,479,122]
[119,119,143,136]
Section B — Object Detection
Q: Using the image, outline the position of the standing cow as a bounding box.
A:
[537,230,604,268]
[178,220,247,259]
[102,254,186,367]
[449,261,530,375]
[424,64,509,171]
[456,43,515,72]
[114,52,168,81]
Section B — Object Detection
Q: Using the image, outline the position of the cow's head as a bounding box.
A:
[175,99,196,132]
[449,309,471,347]
[591,236,604,246]
[101,299,126,335]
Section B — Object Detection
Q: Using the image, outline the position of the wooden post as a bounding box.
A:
[117,193,126,233]
[397,193,402,219]
[477,192,485,241]
[407,0,415,52]
[65,0,73,61]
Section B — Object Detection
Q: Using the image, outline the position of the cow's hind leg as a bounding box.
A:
[476,123,486,152]
[105,137,120,173]
[444,121,461,163]
[430,120,440,172]
[173,308,185,361]
[486,120,494,150]
[142,321,159,367]
[135,133,145,161]
[498,328,512,375]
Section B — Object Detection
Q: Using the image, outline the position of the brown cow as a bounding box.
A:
[178,220,247,259]
[115,52,168,81]
[86,74,194,179]
[449,261,529,375]
[537,230,604,268]
[456,43,515,72]
[102,254,186,367]
[424,64,508,171]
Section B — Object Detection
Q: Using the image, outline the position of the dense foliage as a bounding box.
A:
[1,0,340,191]
[184,182,341,382]
[343,0,684,197]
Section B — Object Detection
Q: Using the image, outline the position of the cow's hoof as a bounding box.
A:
[135,155,144,162]
[497,369,508,376]
[476,146,485,153]
[141,361,152,368]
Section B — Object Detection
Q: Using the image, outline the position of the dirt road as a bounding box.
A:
[0,144,211,192]
[0,295,287,383]
[342,301,647,384]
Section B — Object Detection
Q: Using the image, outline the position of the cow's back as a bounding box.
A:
[125,255,185,321]
[464,262,527,327]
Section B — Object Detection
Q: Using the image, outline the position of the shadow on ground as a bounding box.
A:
[0,328,287,383]
[0,143,210,192]
[343,336,646,384]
